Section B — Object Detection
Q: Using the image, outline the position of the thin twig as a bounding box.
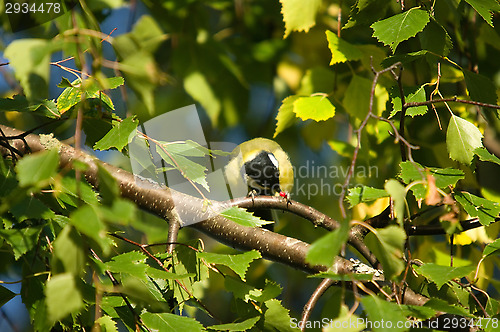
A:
[301,278,334,331]
[405,97,500,109]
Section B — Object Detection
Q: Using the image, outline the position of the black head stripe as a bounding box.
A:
[243,151,281,195]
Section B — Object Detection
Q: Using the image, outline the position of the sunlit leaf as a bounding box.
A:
[446,114,483,165]
[343,75,372,120]
[326,30,363,64]
[294,95,335,121]
[483,238,500,257]
[280,0,321,38]
[362,294,408,332]
[384,179,406,224]
[346,186,389,207]
[208,316,260,331]
[264,299,299,331]
[198,250,261,281]
[45,273,84,323]
[0,225,43,260]
[415,263,475,288]
[455,191,500,226]
[399,161,464,199]
[141,312,204,332]
[274,95,298,137]
[94,117,138,151]
[220,207,273,228]
[371,8,430,52]
[474,147,500,165]
[16,149,59,187]
[390,85,428,117]
[4,39,54,100]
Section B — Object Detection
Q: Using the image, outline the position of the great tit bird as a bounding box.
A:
[225,138,294,228]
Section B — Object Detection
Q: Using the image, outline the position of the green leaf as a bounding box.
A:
[347,186,389,207]
[446,114,483,165]
[423,298,472,317]
[399,161,465,187]
[390,85,428,118]
[483,238,500,257]
[100,199,137,226]
[264,299,300,331]
[146,266,195,280]
[225,276,282,303]
[220,207,273,228]
[415,263,475,289]
[361,294,408,332]
[56,78,117,114]
[419,19,453,56]
[101,77,125,90]
[306,220,350,267]
[208,316,260,331]
[454,192,500,226]
[474,147,500,165]
[399,161,464,199]
[298,67,336,95]
[293,95,335,121]
[328,140,355,158]
[384,179,406,225]
[400,304,436,320]
[45,273,84,323]
[4,39,55,100]
[10,196,55,221]
[96,315,118,332]
[57,77,74,88]
[463,70,498,106]
[97,165,120,206]
[371,8,430,52]
[56,173,99,207]
[56,79,82,113]
[280,0,322,38]
[464,0,500,27]
[0,285,16,308]
[381,50,430,67]
[344,0,389,29]
[364,226,406,280]
[16,149,59,187]
[343,75,372,120]
[112,15,165,114]
[0,95,60,118]
[70,205,113,254]
[0,225,43,260]
[326,30,363,64]
[184,71,221,124]
[94,116,138,151]
[198,250,261,281]
[274,95,298,138]
[106,251,148,280]
[120,276,170,313]
[141,312,204,332]
[156,142,209,191]
[52,226,85,276]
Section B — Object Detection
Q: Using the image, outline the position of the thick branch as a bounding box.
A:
[0,124,427,305]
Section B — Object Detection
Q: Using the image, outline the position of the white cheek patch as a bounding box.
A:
[267,152,279,169]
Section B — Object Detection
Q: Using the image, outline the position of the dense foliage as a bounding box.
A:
[0,0,500,331]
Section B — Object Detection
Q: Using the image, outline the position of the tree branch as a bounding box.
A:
[0,124,428,306]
